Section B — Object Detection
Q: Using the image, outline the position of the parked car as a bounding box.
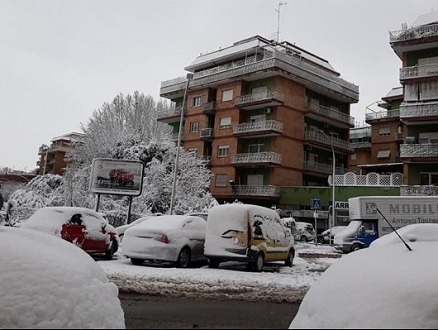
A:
[122,214,207,268]
[317,226,348,244]
[0,226,125,328]
[204,203,295,272]
[290,224,438,328]
[115,214,162,240]
[20,207,120,260]
[294,222,315,242]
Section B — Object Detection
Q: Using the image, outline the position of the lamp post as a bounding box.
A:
[320,130,336,245]
[169,73,193,215]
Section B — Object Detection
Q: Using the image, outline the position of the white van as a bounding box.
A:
[294,222,315,242]
[204,203,295,272]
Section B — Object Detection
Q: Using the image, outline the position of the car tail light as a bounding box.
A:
[155,234,170,244]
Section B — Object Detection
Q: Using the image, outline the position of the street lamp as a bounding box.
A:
[169,73,193,215]
[319,130,336,245]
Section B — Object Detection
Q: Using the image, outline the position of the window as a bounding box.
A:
[189,122,199,133]
[215,174,227,187]
[377,150,390,158]
[222,89,233,102]
[192,96,202,107]
[248,144,264,153]
[218,145,229,157]
[350,153,357,160]
[378,127,390,137]
[250,115,265,122]
[247,174,263,186]
[219,116,231,129]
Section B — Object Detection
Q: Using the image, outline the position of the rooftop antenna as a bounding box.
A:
[275,1,287,44]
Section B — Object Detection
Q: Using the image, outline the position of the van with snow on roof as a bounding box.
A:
[204,203,295,272]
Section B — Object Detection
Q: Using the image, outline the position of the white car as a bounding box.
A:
[116,215,156,240]
[370,223,438,247]
[290,223,438,329]
[317,226,347,244]
[122,214,207,268]
[0,226,124,328]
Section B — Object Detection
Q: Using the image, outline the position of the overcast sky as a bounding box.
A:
[1,0,437,172]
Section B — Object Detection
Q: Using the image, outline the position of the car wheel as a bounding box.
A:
[351,244,362,252]
[104,241,117,260]
[176,247,191,268]
[317,237,325,244]
[300,235,308,242]
[285,249,295,267]
[250,252,264,272]
[208,259,220,268]
[131,258,144,265]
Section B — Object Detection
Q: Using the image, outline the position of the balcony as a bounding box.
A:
[399,63,438,81]
[304,130,351,151]
[171,132,184,142]
[235,89,284,110]
[400,101,438,120]
[400,143,438,158]
[365,109,400,123]
[231,185,281,198]
[303,161,347,175]
[186,48,358,103]
[233,120,283,138]
[157,106,183,124]
[231,152,281,166]
[350,141,371,149]
[390,23,438,43]
[304,102,354,128]
[202,101,216,114]
[200,128,213,140]
[159,77,188,98]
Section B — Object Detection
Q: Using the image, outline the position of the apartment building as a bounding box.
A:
[353,11,438,194]
[37,132,84,175]
[159,35,358,207]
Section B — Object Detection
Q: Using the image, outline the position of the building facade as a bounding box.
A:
[37,132,84,175]
[159,35,359,208]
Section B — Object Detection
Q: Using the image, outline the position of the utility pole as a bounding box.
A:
[275,1,287,43]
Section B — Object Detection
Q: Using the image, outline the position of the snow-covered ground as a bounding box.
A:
[98,243,341,303]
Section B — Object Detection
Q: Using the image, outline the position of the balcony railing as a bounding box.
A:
[200,128,213,139]
[303,161,347,175]
[390,23,438,43]
[200,155,212,165]
[400,101,438,119]
[188,48,358,102]
[400,185,438,196]
[305,102,354,126]
[350,141,371,149]
[400,63,438,80]
[400,143,438,158]
[235,89,284,108]
[233,120,283,135]
[231,185,281,198]
[203,101,216,113]
[157,106,183,120]
[232,152,281,165]
[304,130,351,150]
[365,109,400,121]
[334,172,403,187]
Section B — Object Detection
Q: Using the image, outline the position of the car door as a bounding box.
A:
[182,217,207,262]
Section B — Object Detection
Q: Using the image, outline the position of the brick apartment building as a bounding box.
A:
[37,132,84,175]
[158,35,358,207]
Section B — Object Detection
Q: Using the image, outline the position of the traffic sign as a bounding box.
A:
[310,198,321,210]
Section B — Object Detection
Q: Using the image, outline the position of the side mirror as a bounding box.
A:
[285,228,291,237]
[358,225,365,234]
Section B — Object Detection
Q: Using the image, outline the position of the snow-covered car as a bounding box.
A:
[316,226,347,244]
[369,223,438,247]
[0,226,125,328]
[290,224,438,329]
[20,207,120,259]
[186,212,208,221]
[122,214,207,268]
[294,222,315,242]
[116,215,157,240]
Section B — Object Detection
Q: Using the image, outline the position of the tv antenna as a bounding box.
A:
[275,1,287,43]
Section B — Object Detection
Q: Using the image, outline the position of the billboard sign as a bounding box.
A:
[90,158,144,196]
